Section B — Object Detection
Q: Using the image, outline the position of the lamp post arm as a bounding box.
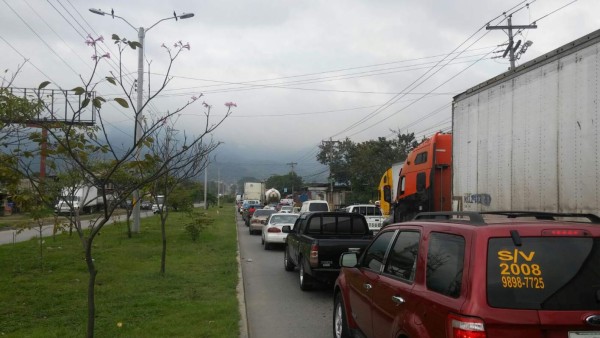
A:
[112,14,137,32]
[146,17,176,33]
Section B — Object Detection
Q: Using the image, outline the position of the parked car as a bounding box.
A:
[261,213,299,250]
[248,209,277,235]
[333,211,600,338]
[283,211,373,290]
[140,200,152,210]
[151,203,163,214]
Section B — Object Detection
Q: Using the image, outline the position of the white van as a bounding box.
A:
[300,200,329,213]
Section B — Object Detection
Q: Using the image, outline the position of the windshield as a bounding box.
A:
[254,210,276,217]
[270,214,299,224]
[487,237,600,310]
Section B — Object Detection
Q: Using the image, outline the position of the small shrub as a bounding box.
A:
[184,211,214,242]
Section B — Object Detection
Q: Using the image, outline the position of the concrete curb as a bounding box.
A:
[236,211,249,338]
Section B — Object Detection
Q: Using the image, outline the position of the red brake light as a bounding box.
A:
[267,227,281,233]
[542,229,589,236]
[309,244,318,267]
[447,314,486,338]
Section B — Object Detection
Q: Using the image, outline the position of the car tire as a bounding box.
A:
[333,293,351,338]
[299,260,313,291]
[261,236,264,245]
[284,248,295,271]
[264,241,270,250]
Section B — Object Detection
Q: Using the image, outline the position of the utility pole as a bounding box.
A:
[286,161,297,201]
[204,163,208,210]
[217,165,221,208]
[322,138,339,207]
[486,14,537,70]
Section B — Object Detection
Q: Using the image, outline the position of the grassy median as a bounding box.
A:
[0,204,239,338]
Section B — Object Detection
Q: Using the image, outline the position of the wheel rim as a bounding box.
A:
[300,264,304,285]
[284,250,289,266]
[334,301,342,338]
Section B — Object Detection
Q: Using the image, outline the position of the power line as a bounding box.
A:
[3,0,81,77]
[327,0,530,140]
[0,34,56,83]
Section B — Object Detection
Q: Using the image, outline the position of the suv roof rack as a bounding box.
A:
[413,211,600,225]
[480,211,600,224]
[413,212,486,225]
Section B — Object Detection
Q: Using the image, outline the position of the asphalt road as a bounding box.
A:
[237,213,334,338]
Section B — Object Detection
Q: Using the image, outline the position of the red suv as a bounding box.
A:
[333,211,600,338]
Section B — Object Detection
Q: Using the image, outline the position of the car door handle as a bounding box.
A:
[363,283,372,291]
[392,296,405,305]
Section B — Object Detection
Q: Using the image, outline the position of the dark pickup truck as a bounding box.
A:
[283,211,373,291]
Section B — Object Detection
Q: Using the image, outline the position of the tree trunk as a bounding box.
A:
[85,239,97,338]
[160,220,167,276]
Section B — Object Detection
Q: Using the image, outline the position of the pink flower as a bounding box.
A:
[91,54,98,60]
[102,53,110,59]
[182,43,190,50]
[225,102,237,108]
[202,101,211,108]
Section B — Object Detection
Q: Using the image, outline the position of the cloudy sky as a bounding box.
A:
[2,0,599,182]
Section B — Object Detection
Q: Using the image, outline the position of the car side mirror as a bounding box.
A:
[282,225,292,233]
[339,252,358,268]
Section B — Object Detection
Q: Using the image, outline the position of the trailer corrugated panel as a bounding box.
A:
[452,29,600,214]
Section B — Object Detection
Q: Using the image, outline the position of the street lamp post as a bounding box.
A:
[89,8,194,233]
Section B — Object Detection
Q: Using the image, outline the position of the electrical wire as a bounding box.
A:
[2,0,81,77]
[0,34,57,83]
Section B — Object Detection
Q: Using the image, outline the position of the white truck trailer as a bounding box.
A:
[55,184,104,214]
[452,28,600,214]
[243,182,265,204]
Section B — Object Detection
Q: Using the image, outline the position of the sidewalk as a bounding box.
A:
[0,210,153,245]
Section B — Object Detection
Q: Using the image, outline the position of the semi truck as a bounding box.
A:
[392,28,600,222]
[265,188,281,204]
[55,184,104,215]
[243,182,265,204]
[377,162,403,217]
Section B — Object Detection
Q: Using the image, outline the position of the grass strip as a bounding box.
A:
[0,204,239,338]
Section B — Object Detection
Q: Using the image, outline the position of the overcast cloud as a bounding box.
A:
[2,0,600,181]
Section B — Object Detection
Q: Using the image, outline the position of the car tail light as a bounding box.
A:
[542,229,590,236]
[309,244,318,267]
[267,227,281,233]
[447,314,486,338]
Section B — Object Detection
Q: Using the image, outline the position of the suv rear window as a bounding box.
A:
[309,203,329,211]
[487,237,600,310]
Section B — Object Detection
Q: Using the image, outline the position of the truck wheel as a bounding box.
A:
[284,248,295,271]
[333,293,351,338]
[299,261,313,291]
